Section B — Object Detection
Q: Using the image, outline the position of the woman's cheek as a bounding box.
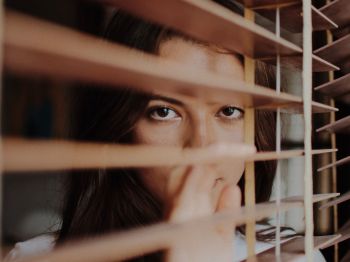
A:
[138,167,172,202]
[133,119,183,146]
[215,120,245,143]
[134,119,185,204]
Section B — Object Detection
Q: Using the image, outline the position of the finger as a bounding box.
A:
[216,185,241,212]
[168,165,216,222]
[215,185,241,239]
[166,165,190,200]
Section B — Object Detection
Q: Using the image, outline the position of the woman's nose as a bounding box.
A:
[184,113,214,148]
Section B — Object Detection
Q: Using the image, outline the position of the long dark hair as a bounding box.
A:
[57,3,277,261]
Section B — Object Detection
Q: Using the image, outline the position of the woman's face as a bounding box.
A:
[133,37,246,210]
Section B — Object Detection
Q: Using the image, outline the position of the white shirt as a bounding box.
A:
[6,232,326,261]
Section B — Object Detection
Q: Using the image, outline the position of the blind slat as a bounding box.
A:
[102,0,301,58]
[12,196,332,262]
[316,115,350,133]
[320,0,350,28]
[261,54,339,72]
[314,34,350,68]
[3,138,254,172]
[104,0,338,72]
[317,156,350,172]
[251,235,342,261]
[245,5,337,33]
[3,138,334,172]
[320,221,350,249]
[314,73,350,97]
[235,0,300,9]
[4,11,337,112]
[319,191,350,210]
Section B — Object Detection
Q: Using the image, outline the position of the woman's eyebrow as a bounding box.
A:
[150,95,184,106]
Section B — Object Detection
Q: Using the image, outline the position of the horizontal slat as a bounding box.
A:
[250,235,342,261]
[3,138,334,172]
[261,54,339,72]
[233,0,300,9]
[270,193,339,204]
[309,101,338,113]
[317,156,350,172]
[4,11,337,113]
[253,100,338,113]
[314,73,350,97]
[251,5,337,33]
[311,5,338,31]
[102,0,339,72]
[312,148,338,155]
[316,115,350,133]
[3,138,255,172]
[101,0,302,59]
[314,34,350,69]
[319,191,350,210]
[10,194,331,262]
[319,0,350,28]
[16,201,303,262]
[319,220,350,249]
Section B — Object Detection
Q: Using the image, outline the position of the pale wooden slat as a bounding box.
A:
[312,148,338,155]
[317,156,350,172]
[311,5,338,31]
[102,0,302,59]
[4,11,337,115]
[251,148,336,161]
[312,234,340,250]
[256,101,338,113]
[3,138,255,172]
[310,54,339,72]
[271,193,339,204]
[3,138,336,172]
[261,54,339,72]
[235,0,299,9]
[314,73,350,97]
[102,0,338,72]
[326,26,339,262]
[0,0,4,258]
[252,5,337,33]
[314,34,350,68]
[15,201,304,262]
[10,194,331,262]
[310,101,338,113]
[243,7,257,257]
[302,1,314,260]
[319,191,350,210]
[2,11,303,111]
[319,220,350,249]
[316,115,350,133]
[257,100,338,114]
[250,235,342,261]
[319,0,350,28]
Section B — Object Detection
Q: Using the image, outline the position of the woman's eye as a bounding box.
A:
[148,107,180,121]
[217,106,244,120]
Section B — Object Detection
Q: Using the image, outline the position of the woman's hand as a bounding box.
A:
[165,165,241,262]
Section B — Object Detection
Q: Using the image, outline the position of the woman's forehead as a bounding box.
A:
[159,37,244,80]
[149,91,245,108]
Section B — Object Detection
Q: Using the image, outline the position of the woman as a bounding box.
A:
[6,1,325,261]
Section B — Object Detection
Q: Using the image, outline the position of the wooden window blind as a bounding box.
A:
[1,0,349,261]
